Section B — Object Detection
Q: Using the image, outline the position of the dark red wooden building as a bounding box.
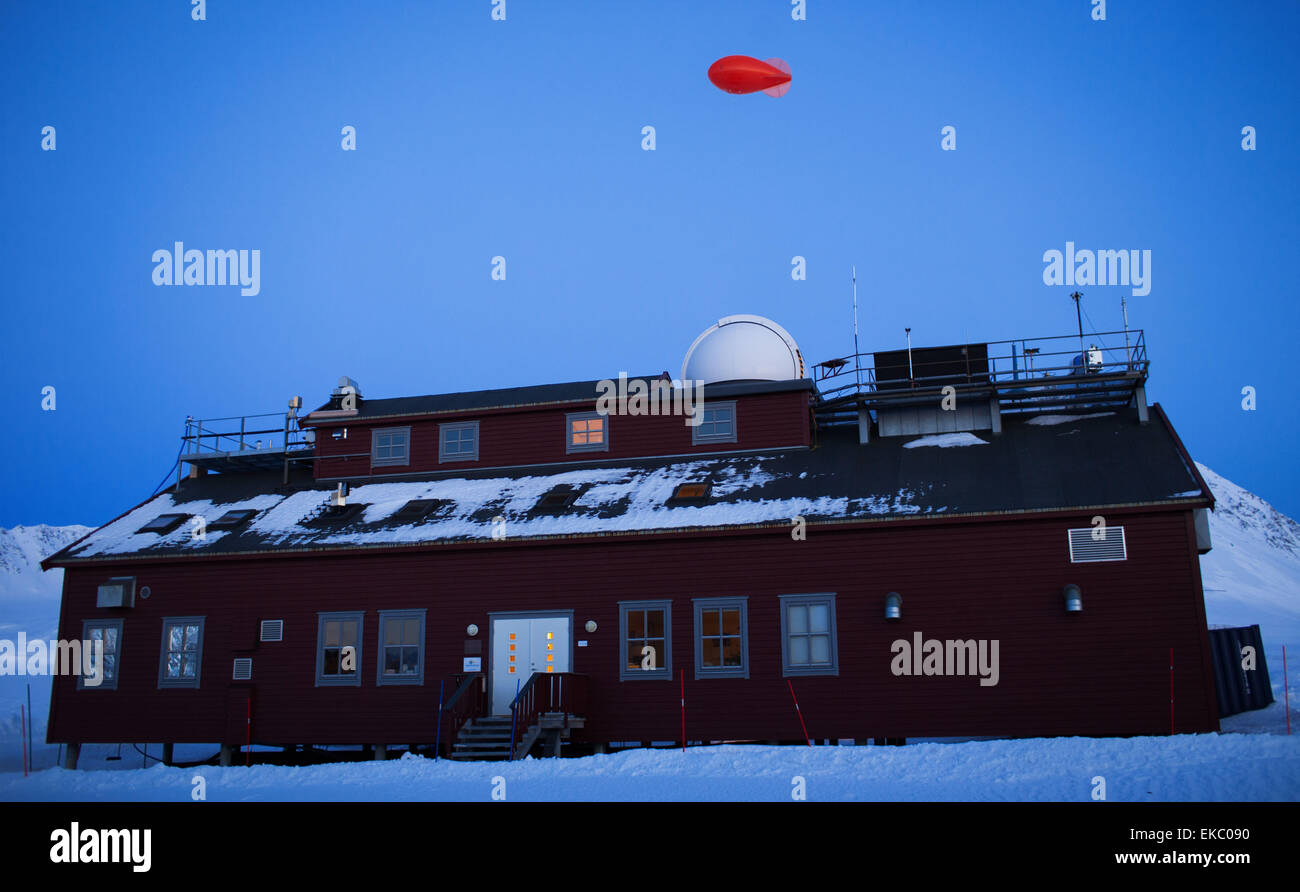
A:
[43,317,1220,765]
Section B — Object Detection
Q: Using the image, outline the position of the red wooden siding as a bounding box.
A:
[47,508,1218,747]
[310,389,812,479]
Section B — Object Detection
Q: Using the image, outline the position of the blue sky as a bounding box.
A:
[2,0,1297,526]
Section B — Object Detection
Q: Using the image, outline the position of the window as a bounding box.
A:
[1068,526,1127,562]
[668,482,711,505]
[377,609,425,685]
[371,427,410,468]
[692,401,737,445]
[619,600,672,681]
[210,509,258,529]
[439,421,479,463]
[780,593,838,677]
[692,597,748,679]
[137,514,187,534]
[566,412,608,453]
[389,499,451,524]
[316,611,363,686]
[158,616,205,689]
[80,619,123,690]
[534,487,580,514]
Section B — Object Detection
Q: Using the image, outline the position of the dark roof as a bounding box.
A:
[45,405,1209,566]
[306,377,813,422]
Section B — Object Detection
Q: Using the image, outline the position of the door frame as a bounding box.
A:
[487,610,575,714]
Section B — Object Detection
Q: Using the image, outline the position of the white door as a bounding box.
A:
[491,615,571,714]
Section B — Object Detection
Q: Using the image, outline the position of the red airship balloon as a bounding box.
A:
[708,55,792,97]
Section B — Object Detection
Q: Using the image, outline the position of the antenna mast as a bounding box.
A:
[1121,295,1132,370]
[1070,291,1085,355]
[852,266,861,391]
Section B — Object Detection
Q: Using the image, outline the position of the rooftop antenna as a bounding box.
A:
[852,266,861,391]
[905,327,914,381]
[1070,291,1085,356]
[1121,295,1132,370]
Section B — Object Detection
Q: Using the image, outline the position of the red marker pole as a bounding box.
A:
[1169,648,1175,735]
[680,671,685,752]
[787,680,811,746]
[245,698,252,767]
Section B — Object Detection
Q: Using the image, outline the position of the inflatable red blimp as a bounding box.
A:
[707,55,792,97]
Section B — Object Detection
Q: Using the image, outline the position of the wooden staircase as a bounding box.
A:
[442,672,589,761]
[448,716,515,761]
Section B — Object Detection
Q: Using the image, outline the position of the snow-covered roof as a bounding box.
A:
[45,407,1211,565]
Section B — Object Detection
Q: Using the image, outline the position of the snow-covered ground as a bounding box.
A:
[1,733,1297,802]
[1,462,1296,801]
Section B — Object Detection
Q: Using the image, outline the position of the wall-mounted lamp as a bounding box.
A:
[585,620,597,633]
[1063,584,1083,613]
[466,624,479,637]
[884,592,902,622]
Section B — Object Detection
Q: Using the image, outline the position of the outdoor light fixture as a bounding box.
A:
[585,620,597,633]
[1063,584,1083,613]
[466,624,479,637]
[885,591,902,621]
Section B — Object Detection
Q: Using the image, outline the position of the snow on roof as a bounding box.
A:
[1025,412,1116,426]
[63,457,906,559]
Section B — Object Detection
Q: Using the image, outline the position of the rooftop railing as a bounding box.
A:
[814,329,1148,414]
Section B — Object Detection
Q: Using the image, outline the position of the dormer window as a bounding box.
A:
[566,412,608,454]
[371,427,410,468]
[439,421,479,463]
[692,401,737,445]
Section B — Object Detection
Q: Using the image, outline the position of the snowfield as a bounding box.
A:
[1,729,1297,802]
[1,462,1297,802]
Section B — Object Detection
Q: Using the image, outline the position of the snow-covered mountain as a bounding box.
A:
[0,524,91,767]
[1196,463,1300,647]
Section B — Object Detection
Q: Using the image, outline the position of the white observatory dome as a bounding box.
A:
[681,315,806,385]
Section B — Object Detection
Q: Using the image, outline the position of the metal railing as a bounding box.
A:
[508,672,588,760]
[180,411,315,457]
[815,329,1148,406]
[437,672,487,758]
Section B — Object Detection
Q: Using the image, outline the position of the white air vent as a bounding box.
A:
[232,658,253,681]
[1068,527,1127,562]
[260,620,283,642]
[96,577,137,608]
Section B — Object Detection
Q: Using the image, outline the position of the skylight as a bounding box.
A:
[210,509,258,529]
[390,499,452,524]
[306,503,368,526]
[137,514,187,534]
[534,488,580,514]
[669,483,711,504]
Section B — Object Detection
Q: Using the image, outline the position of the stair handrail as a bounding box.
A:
[508,672,588,760]
[439,672,485,757]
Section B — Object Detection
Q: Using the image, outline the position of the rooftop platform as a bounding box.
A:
[812,329,1149,420]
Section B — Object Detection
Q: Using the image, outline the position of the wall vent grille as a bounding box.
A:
[1068,527,1127,562]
